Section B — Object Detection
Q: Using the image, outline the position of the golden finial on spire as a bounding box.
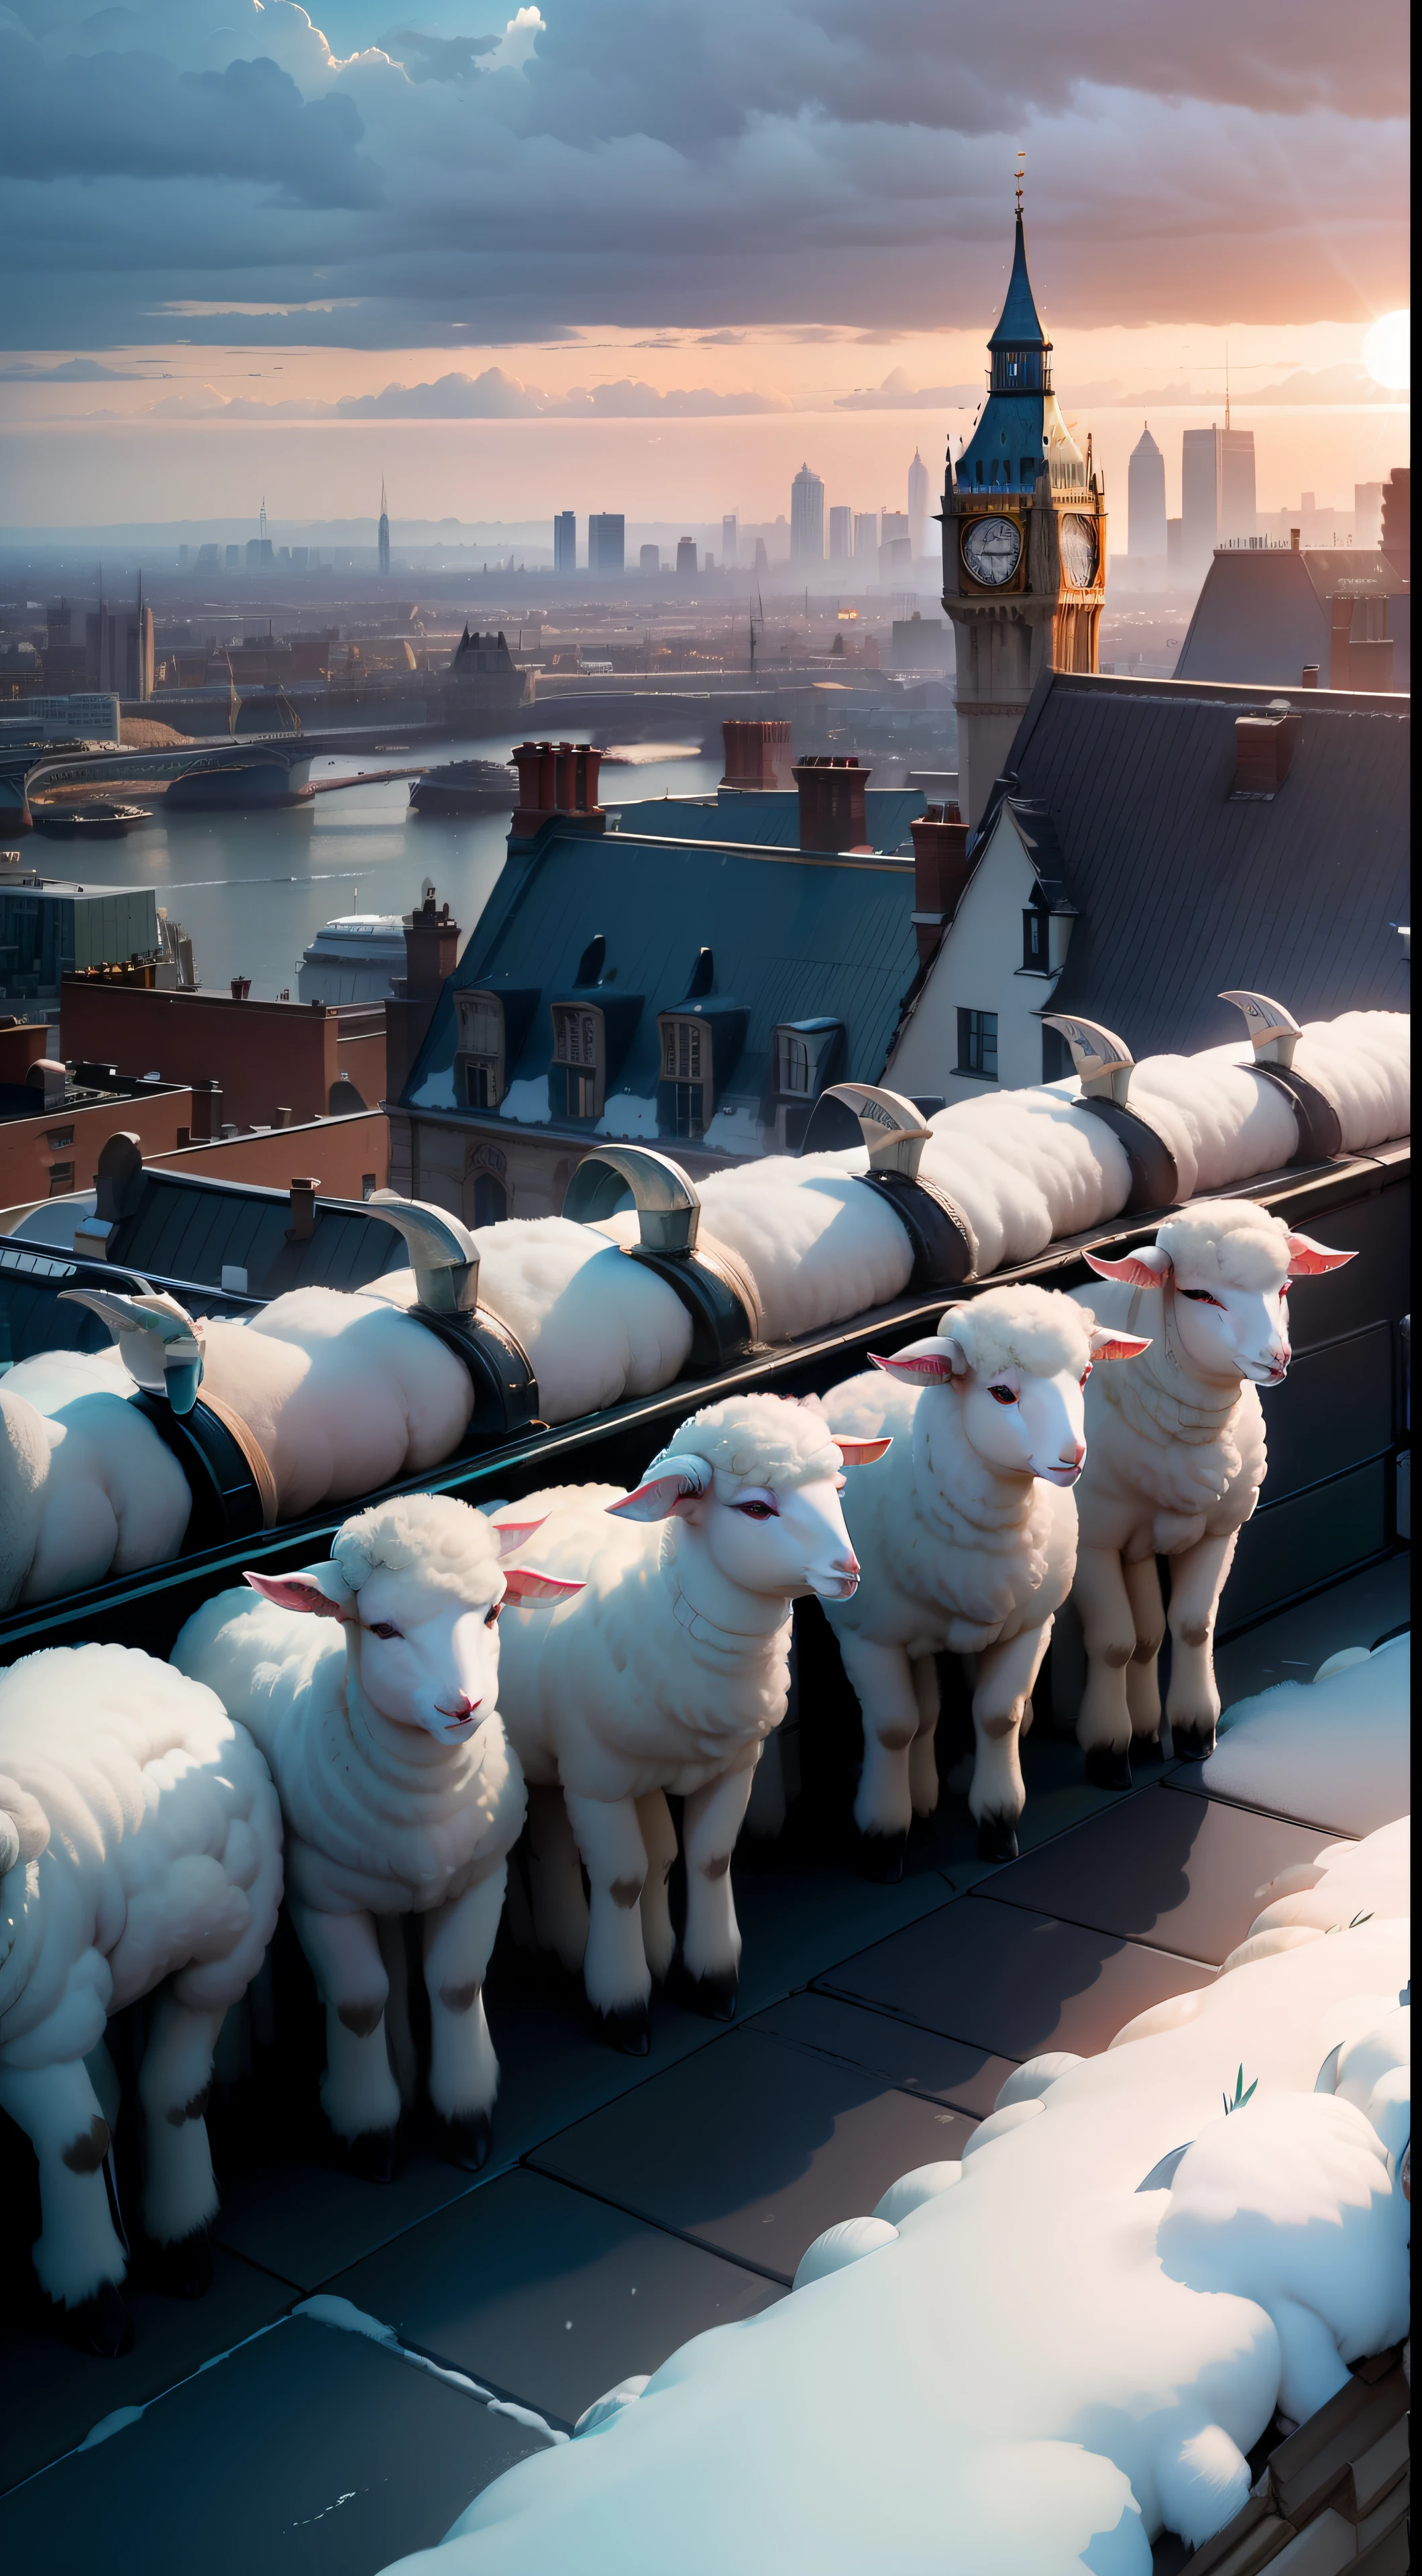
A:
[1015,149,1025,217]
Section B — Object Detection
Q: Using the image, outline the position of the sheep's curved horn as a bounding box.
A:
[1085,1249,1170,1291]
[562,1145,701,1254]
[364,1191,480,1315]
[1219,989,1302,1068]
[59,1286,205,1415]
[606,1453,714,1521]
[823,1083,932,1179]
[1041,1014,1135,1104]
[1284,1231,1356,1277]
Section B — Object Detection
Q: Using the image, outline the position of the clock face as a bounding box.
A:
[1060,513,1099,589]
[961,515,1023,588]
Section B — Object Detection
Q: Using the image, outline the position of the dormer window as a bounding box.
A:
[777,1030,812,1094]
[551,1002,604,1120]
[455,990,507,1109]
[659,1013,710,1138]
[1022,905,1048,973]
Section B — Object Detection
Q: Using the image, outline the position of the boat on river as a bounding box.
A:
[408,757,517,816]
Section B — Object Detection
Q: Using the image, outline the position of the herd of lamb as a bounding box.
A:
[0,1002,1406,2361]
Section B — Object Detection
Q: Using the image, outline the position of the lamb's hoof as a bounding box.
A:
[63,2278,135,2359]
[682,1966,739,2023]
[1170,1722,1216,1761]
[975,1815,1020,1864]
[596,2001,651,2057]
[145,2225,213,2301]
[859,1828,908,1884]
[434,2109,492,2173]
[337,2125,400,2184]
[1083,1746,1133,1792]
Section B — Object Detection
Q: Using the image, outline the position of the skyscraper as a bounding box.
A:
[790,464,825,566]
[589,513,625,572]
[908,449,930,558]
[853,511,878,564]
[1181,424,1256,570]
[553,511,576,574]
[378,480,390,578]
[722,514,739,568]
[829,506,853,564]
[1128,426,1166,559]
[675,537,698,578]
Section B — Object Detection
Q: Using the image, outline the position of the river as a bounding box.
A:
[42,729,722,1000]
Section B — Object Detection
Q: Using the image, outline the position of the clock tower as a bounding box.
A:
[941,197,1107,822]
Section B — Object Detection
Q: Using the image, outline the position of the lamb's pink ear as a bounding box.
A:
[834,1436,893,1466]
[1088,1330,1152,1364]
[492,1516,548,1557]
[606,1455,712,1523]
[1285,1232,1356,1277]
[1085,1250,1170,1289]
[501,1567,585,1605]
[870,1350,952,1385]
[243,1570,349,1621]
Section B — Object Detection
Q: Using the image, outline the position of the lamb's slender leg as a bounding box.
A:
[971,1619,1051,1861]
[1164,1529,1238,1756]
[681,1764,757,2019]
[1123,1554,1166,1742]
[1072,1545,1137,1786]
[838,1631,920,1877]
[136,1990,225,2296]
[635,1791,678,1984]
[423,1864,507,2169]
[288,1902,402,2171]
[0,2058,133,2353]
[527,1781,589,1977]
[562,1791,653,2053]
[908,1655,942,1819]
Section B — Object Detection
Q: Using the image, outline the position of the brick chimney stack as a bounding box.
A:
[908,800,971,964]
[791,754,872,853]
[721,717,792,789]
[510,739,604,837]
[403,885,461,1003]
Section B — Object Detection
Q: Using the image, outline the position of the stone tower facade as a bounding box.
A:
[941,203,1107,821]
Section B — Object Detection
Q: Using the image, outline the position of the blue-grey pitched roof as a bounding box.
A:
[1174,547,1410,690]
[604,786,927,853]
[972,671,1410,1055]
[402,822,920,1120]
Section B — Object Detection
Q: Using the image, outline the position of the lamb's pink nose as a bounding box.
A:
[835,1554,860,1580]
[439,1694,480,1721]
[1062,1440,1086,1468]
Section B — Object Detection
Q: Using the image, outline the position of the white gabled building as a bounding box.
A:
[887,792,1076,1098]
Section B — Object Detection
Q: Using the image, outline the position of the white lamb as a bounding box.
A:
[816,1287,1150,1869]
[172,1495,578,2176]
[491,1395,874,2051]
[1068,1199,1356,1775]
[0,1644,282,2356]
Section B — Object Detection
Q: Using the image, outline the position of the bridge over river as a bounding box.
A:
[0,724,445,832]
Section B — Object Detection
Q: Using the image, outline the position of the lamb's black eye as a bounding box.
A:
[367,1621,402,1641]
[1181,1290,1221,1307]
[484,1603,501,1627]
[734,1501,775,1519]
[988,1385,1018,1405]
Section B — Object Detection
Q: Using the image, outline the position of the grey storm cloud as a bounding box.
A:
[148,365,792,417]
[0,0,1408,350]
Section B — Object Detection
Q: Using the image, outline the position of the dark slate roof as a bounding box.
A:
[102,1171,408,1301]
[402,823,920,1121]
[988,209,1048,351]
[1174,547,1411,690]
[604,786,928,853]
[973,671,1411,1056]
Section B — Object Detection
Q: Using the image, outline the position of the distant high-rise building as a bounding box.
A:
[790,464,825,566]
[853,511,878,564]
[1181,423,1256,569]
[1128,425,1167,559]
[1354,482,1384,548]
[753,536,769,576]
[553,511,576,574]
[85,582,154,700]
[829,506,853,564]
[378,480,390,578]
[639,543,660,574]
[722,514,738,568]
[907,449,930,557]
[675,537,698,578]
[1380,466,1409,574]
[589,513,625,573]
[225,545,239,571]
[879,509,910,580]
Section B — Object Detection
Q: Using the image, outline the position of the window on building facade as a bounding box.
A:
[455,991,506,1112]
[553,1006,600,1068]
[551,1004,604,1120]
[47,1161,75,1195]
[657,1014,712,1140]
[777,1032,812,1095]
[1022,906,1048,971]
[957,1008,998,1080]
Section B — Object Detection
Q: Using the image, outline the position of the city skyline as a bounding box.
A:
[0,1,1409,528]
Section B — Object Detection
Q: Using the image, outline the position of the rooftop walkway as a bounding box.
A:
[1,1550,1409,2573]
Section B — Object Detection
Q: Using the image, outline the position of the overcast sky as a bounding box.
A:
[0,0,1409,523]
